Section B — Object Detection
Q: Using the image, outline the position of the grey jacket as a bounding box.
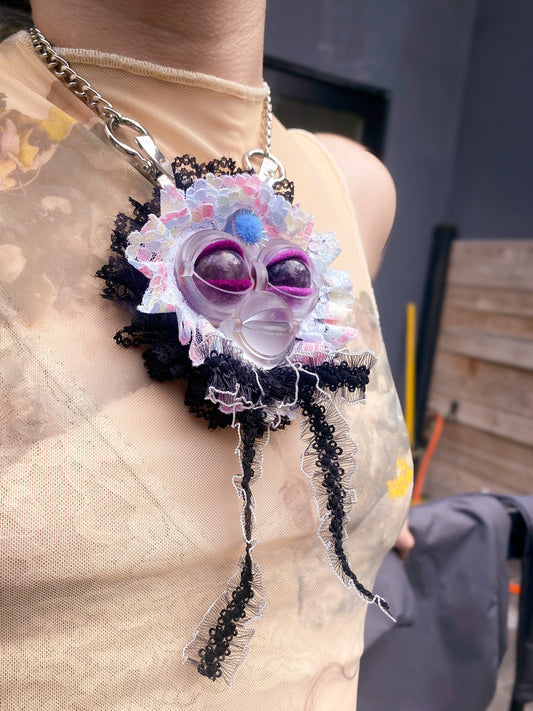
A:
[358,494,533,711]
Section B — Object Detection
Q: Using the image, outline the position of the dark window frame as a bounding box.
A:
[263,55,389,159]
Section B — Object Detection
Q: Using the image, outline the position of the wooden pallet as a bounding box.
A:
[425,239,533,499]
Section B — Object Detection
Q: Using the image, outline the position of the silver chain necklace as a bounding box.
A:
[29,26,285,188]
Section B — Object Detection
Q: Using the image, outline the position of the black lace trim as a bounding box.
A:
[195,409,267,681]
[301,390,377,603]
[172,154,294,203]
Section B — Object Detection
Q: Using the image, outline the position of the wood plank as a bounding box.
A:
[424,456,528,500]
[434,350,533,384]
[437,330,533,370]
[451,240,533,262]
[438,420,533,471]
[447,240,533,291]
[441,305,533,341]
[432,422,533,493]
[428,393,533,447]
[447,264,533,291]
[445,285,533,317]
[430,354,533,419]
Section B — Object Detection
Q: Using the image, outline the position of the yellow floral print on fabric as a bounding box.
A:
[387,457,413,499]
[17,129,40,168]
[41,106,76,143]
[0,102,75,190]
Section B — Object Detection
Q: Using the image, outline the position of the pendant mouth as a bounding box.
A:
[220,292,297,368]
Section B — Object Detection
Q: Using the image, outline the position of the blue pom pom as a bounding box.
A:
[228,209,263,244]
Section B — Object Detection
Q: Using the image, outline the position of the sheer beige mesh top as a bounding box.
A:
[0,32,412,710]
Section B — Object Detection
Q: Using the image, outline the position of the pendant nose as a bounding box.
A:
[251,259,268,291]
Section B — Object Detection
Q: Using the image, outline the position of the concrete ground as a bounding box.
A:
[487,562,532,711]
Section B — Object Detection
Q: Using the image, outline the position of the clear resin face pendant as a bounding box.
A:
[98,154,391,687]
[125,166,359,374]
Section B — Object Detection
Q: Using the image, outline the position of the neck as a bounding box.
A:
[30,0,266,86]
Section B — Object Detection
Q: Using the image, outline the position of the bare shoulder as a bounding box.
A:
[315,133,396,279]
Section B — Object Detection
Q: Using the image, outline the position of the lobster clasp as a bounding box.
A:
[105,116,174,187]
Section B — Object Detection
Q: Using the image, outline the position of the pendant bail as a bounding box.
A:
[243,149,286,186]
[104,116,174,187]
[134,134,175,187]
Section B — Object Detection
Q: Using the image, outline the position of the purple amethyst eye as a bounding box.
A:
[194,239,253,293]
[176,230,255,320]
[266,249,313,297]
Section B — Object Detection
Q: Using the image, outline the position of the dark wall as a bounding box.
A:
[265,0,479,394]
[447,0,533,237]
[0,1,32,41]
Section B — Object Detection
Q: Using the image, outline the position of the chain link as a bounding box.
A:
[243,85,285,183]
[29,27,122,123]
[264,85,273,157]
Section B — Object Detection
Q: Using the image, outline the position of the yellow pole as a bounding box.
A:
[404,302,416,448]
